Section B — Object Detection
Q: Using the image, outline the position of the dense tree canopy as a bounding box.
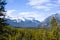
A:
[0,0,7,27]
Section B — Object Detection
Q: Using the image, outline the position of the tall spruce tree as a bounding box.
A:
[0,0,7,33]
[50,16,58,31]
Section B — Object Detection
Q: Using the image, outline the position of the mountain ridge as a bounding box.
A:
[6,17,41,28]
[6,13,60,28]
[40,13,60,28]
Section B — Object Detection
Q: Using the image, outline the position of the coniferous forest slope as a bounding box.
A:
[1,17,60,40]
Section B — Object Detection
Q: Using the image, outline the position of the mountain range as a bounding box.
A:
[6,13,60,28]
[6,17,41,28]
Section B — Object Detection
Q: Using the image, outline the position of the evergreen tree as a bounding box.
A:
[0,0,7,33]
[50,16,59,40]
[50,16,58,31]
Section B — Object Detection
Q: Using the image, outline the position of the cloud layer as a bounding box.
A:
[27,0,60,11]
[6,10,16,17]
[6,10,46,21]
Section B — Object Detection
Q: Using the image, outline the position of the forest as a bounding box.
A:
[0,17,60,40]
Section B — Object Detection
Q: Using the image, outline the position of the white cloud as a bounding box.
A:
[27,0,52,11]
[6,10,43,21]
[27,0,50,6]
[33,5,52,11]
[18,12,45,21]
[19,12,40,18]
[27,0,60,11]
[6,10,47,21]
[57,0,60,4]
[56,10,60,14]
[6,10,16,17]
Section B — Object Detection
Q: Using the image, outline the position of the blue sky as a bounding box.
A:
[6,0,60,21]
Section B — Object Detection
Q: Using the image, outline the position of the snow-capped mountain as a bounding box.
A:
[6,17,41,28]
[6,13,60,28]
[40,13,60,28]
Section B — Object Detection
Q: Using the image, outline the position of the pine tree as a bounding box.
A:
[0,0,7,33]
[50,16,59,40]
[50,16,58,31]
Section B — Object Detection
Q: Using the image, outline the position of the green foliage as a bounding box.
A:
[0,16,60,40]
[0,0,8,40]
[0,0,7,27]
[1,26,60,40]
[50,16,58,31]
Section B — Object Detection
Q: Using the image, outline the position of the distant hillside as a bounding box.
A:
[40,13,60,28]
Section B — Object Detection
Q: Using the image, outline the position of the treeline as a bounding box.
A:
[0,17,60,40]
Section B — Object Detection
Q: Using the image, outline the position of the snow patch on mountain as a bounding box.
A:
[6,16,41,28]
